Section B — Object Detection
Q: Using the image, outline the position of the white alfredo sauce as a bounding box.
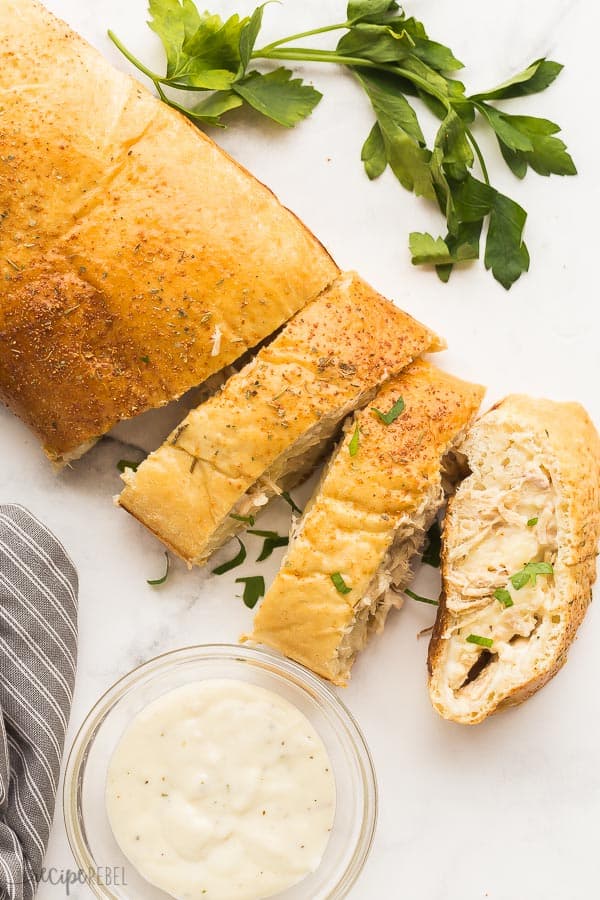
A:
[106,679,336,900]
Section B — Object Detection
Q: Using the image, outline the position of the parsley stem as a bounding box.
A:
[253,48,452,109]
[465,129,490,185]
[107,30,162,83]
[252,48,382,65]
[255,22,349,55]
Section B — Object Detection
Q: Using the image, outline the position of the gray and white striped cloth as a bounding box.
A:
[0,505,78,900]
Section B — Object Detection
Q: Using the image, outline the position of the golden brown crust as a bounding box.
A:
[118,273,443,564]
[0,0,338,462]
[247,360,484,685]
[428,395,600,724]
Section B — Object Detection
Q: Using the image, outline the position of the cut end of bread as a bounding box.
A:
[248,361,485,685]
[428,395,600,725]
[47,436,100,469]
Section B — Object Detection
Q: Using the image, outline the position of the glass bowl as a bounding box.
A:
[63,644,377,900]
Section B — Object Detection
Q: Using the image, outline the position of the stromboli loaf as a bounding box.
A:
[118,272,443,565]
[0,0,337,463]
[245,360,485,685]
[428,395,600,724]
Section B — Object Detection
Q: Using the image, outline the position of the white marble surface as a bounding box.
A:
[3,0,600,897]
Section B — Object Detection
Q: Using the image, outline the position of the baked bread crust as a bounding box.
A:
[0,0,338,463]
[118,273,444,565]
[245,360,484,685]
[428,395,600,724]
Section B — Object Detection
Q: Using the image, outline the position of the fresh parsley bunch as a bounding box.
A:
[109,0,576,289]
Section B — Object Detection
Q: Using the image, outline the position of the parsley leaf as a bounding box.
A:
[527,517,538,527]
[247,529,289,561]
[422,520,441,568]
[331,572,352,594]
[238,3,270,75]
[477,109,576,179]
[212,537,247,575]
[409,231,478,267]
[180,13,246,89]
[338,23,416,66]
[349,422,360,456]
[409,37,463,73]
[236,575,265,608]
[361,122,387,179]
[405,587,438,606]
[147,0,190,77]
[466,634,494,648]
[435,220,483,282]
[510,561,554,591]
[484,191,530,290]
[147,551,170,585]
[187,90,243,126]
[476,103,534,152]
[493,588,514,608]
[356,71,434,198]
[234,69,322,127]
[371,396,405,425]
[347,0,399,25]
[429,109,473,233]
[471,58,563,101]
[509,118,576,178]
[409,233,452,265]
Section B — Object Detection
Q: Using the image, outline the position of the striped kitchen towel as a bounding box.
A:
[0,505,78,900]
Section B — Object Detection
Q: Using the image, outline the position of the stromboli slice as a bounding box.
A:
[428,395,600,725]
[118,272,443,565]
[0,0,338,463]
[244,360,484,685]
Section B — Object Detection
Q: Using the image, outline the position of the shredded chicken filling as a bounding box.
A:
[440,434,559,714]
[334,485,444,675]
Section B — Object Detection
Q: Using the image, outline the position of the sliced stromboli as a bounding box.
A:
[428,395,600,725]
[0,0,338,464]
[244,360,484,686]
[118,273,444,565]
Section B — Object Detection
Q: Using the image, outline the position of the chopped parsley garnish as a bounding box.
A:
[117,458,142,473]
[230,513,256,526]
[331,572,352,594]
[212,537,247,575]
[423,521,441,568]
[371,397,405,426]
[405,588,439,606]
[349,422,360,457]
[281,491,302,515]
[147,552,170,586]
[248,529,289,561]
[466,634,494,648]
[527,517,539,527]
[493,588,514,608]
[140,355,150,364]
[236,575,265,609]
[510,561,554,591]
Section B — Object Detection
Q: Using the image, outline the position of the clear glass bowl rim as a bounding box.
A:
[63,643,378,900]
